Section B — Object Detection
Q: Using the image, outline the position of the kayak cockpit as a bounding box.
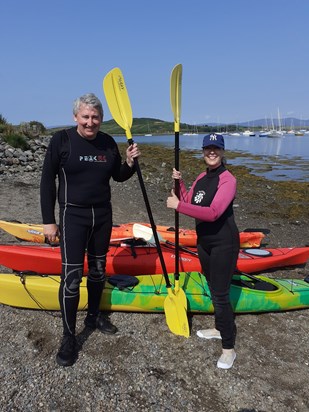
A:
[232,276,278,291]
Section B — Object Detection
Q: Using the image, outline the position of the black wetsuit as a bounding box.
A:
[177,164,240,349]
[40,127,135,336]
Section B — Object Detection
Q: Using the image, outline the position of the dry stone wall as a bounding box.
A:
[0,136,51,181]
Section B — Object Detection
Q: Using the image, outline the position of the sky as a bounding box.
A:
[1,0,309,127]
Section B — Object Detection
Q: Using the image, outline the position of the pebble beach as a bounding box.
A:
[0,139,308,412]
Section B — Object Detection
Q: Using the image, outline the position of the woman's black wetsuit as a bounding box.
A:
[177,164,240,349]
[40,127,135,336]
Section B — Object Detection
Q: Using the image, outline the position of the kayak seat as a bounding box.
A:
[121,238,148,247]
[120,238,149,259]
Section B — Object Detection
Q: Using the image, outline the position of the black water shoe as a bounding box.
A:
[56,335,77,367]
[84,313,118,335]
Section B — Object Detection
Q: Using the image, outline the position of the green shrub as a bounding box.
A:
[0,124,7,133]
[0,114,8,125]
[3,134,30,150]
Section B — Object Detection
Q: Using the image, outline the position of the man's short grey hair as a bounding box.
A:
[73,93,104,119]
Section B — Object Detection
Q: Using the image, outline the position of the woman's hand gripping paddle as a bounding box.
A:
[170,64,188,310]
[103,68,189,337]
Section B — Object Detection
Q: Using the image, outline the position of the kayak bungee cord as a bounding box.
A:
[17,271,62,315]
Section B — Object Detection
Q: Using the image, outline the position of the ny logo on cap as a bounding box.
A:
[210,134,217,140]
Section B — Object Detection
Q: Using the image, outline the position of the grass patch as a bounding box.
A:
[2,134,30,150]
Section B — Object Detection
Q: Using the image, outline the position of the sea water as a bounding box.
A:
[114,134,309,182]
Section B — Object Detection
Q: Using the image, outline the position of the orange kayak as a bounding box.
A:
[128,222,266,248]
[0,220,265,248]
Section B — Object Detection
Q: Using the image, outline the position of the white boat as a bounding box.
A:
[277,108,283,135]
[145,122,152,136]
[259,131,269,137]
[266,110,284,137]
[189,125,199,135]
[183,124,199,136]
[267,130,282,138]
[242,130,255,136]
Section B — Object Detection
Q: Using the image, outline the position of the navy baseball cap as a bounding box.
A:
[202,134,225,150]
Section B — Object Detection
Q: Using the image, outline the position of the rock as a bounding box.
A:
[5,148,14,157]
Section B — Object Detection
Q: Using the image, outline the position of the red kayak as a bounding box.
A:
[0,242,308,275]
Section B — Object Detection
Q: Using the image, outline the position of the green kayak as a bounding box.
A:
[0,271,308,313]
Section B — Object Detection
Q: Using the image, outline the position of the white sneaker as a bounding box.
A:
[217,349,236,369]
[196,328,221,340]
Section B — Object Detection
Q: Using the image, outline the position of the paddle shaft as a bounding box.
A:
[170,64,182,282]
[174,130,180,278]
[127,138,172,288]
[165,240,198,256]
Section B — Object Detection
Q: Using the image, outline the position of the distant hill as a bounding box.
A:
[202,117,309,128]
[47,116,308,135]
[48,118,216,135]
[100,117,175,135]
[248,117,309,128]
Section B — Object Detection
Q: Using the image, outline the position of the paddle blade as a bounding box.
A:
[132,223,164,243]
[170,64,182,132]
[164,288,189,337]
[103,67,133,138]
[174,279,187,310]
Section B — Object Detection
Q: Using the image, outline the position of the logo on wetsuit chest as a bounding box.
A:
[79,155,107,162]
[194,190,206,204]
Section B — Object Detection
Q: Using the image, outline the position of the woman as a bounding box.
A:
[40,93,140,367]
[166,133,239,369]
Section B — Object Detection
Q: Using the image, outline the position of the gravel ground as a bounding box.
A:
[0,149,308,412]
